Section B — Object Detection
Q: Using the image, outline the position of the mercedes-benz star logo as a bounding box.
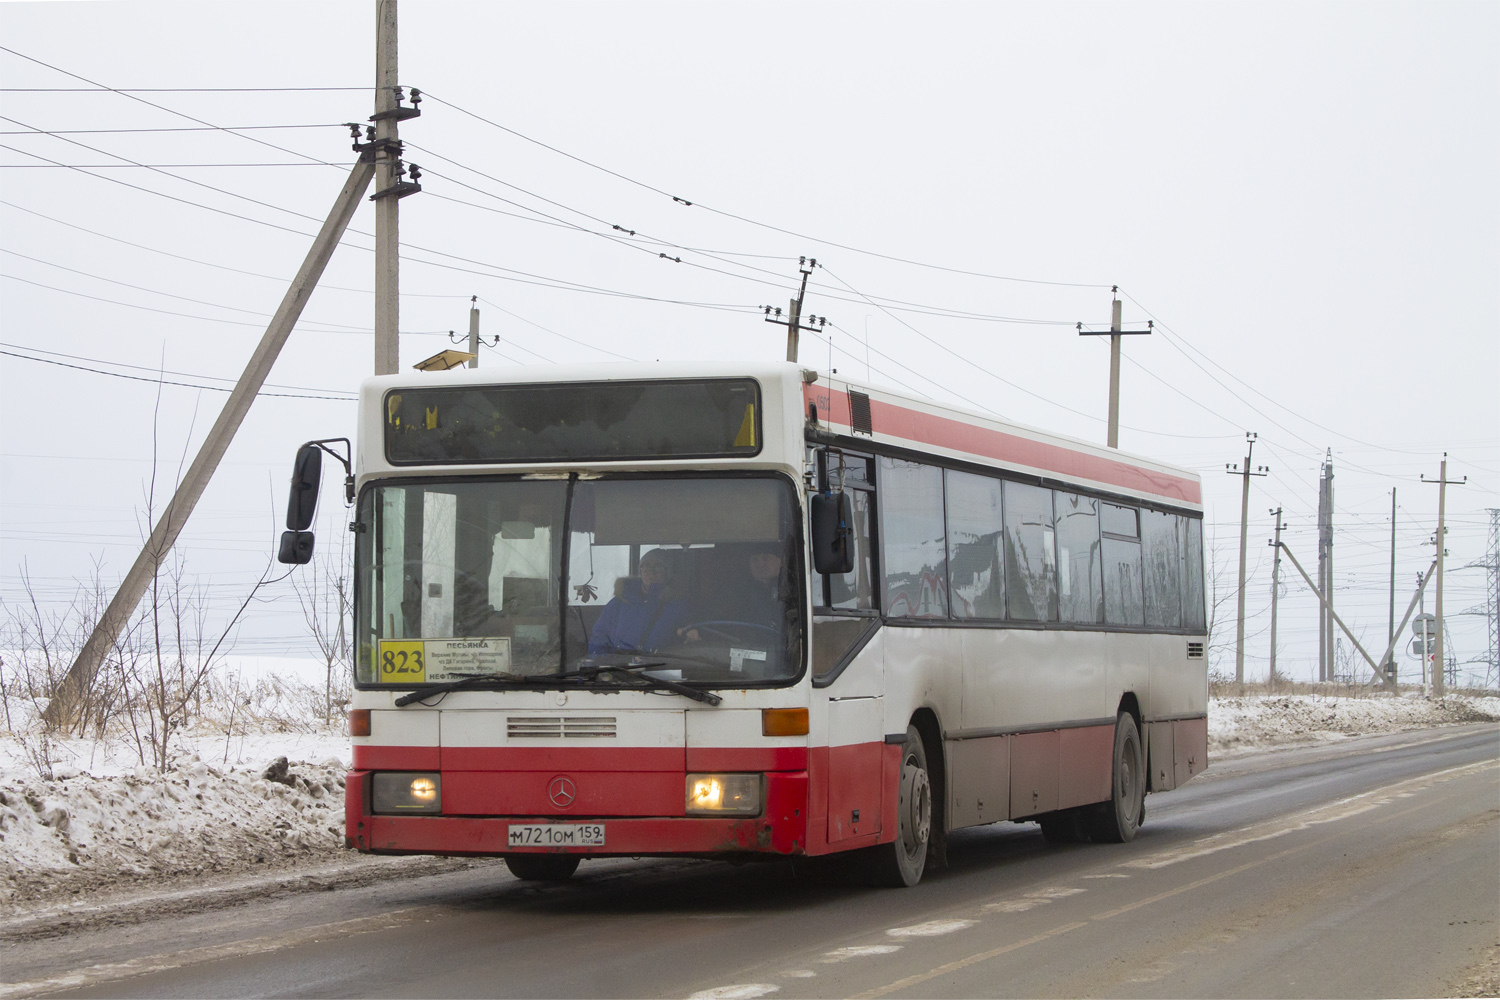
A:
[548,775,577,808]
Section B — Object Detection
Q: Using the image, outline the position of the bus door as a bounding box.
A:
[812,447,885,844]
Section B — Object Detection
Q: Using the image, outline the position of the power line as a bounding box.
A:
[421,90,1112,290]
[0,340,356,395]
[0,46,350,169]
[0,125,350,134]
[0,348,355,400]
[2,162,348,168]
[0,86,368,93]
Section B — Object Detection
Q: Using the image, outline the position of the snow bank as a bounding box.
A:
[0,754,346,903]
[1208,693,1500,755]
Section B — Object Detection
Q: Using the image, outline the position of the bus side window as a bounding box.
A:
[820,451,877,612]
[1101,502,1144,625]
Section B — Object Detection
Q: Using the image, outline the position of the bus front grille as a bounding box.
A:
[507,716,618,739]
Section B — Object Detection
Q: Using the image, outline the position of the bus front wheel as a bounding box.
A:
[858,724,931,887]
[504,854,581,881]
[1086,712,1145,843]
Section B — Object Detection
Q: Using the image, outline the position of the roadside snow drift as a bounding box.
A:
[1,756,345,902]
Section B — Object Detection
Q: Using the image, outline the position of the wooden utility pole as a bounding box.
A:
[44,157,378,726]
[1076,288,1151,449]
[1227,433,1268,686]
[1268,506,1284,687]
[1424,454,1466,697]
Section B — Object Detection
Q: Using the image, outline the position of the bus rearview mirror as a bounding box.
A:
[285,444,322,532]
[278,529,315,565]
[810,492,855,575]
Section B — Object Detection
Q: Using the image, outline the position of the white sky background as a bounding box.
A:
[0,1,1496,685]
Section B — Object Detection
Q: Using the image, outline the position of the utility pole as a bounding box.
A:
[1386,487,1398,688]
[467,296,480,369]
[372,0,422,374]
[1268,506,1284,688]
[762,257,825,364]
[1316,451,1335,682]
[44,153,380,727]
[1077,287,1152,449]
[1423,453,1466,697]
[1226,433,1268,686]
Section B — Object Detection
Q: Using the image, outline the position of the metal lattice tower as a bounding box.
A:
[1462,509,1500,690]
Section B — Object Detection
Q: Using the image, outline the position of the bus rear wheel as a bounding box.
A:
[1085,712,1145,843]
[858,724,931,887]
[505,854,581,881]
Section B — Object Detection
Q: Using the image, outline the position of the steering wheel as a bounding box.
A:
[677,620,780,644]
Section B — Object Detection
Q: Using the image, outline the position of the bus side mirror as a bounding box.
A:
[278,530,315,565]
[810,492,855,575]
[278,444,321,565]
[286,444,322,531]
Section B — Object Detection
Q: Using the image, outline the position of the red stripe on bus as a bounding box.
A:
[804,384,1201,505]
[353,745,439,770]
[686,746,808,771]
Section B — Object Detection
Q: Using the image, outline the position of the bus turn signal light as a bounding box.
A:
[348,709,371,737]
[762,707,808,737]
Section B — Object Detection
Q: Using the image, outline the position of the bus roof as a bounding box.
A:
[360,361,1202,511]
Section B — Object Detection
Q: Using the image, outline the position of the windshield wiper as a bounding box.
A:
[562,660,722,706]
[393,672,516,707]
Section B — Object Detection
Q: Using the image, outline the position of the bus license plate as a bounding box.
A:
[507,823,605,848]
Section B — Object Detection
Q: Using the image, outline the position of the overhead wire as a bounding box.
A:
[420,90,1114,290]
[0,347,355,400]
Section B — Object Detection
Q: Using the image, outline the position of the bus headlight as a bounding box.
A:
[685,773,762,816]
[372,772,442,814]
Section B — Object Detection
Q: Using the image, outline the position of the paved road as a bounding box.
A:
[5,724,1497,999]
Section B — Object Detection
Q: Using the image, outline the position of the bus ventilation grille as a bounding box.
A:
[849,391,873,435]
[507,716,617,739]
[1187,642,1205,659]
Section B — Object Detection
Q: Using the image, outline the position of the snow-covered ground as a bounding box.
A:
[2,690,1496,906]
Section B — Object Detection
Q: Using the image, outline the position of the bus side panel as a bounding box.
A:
[880,625,962,753]
[1058,724,1115,809]
[826,696,884,843]
[1010,730,1059,819]
[1147,633,1210,720]
[949,735,1010,828]
[1147,721,1176,791]
[1174,717,1208,786]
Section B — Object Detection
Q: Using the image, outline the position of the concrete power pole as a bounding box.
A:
[1076,288,1151,450]
[1423,454,1466,697]
[43,156,379,726]
[1268,506,1284,688]
[372,0,422,373]
[763,257,824,364]
[1226,433,1268,686]
[467,296,480,369]
[1386,487,1398,688]
[1316,451,1335,682]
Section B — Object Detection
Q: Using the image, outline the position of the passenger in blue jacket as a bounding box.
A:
[588,549,689,654]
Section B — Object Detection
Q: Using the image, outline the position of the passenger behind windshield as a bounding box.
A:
[588,548,690,654]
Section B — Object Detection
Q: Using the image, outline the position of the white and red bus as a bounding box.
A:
[279,361,1207,886]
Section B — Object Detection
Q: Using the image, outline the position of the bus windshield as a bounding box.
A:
[353,474,803,688]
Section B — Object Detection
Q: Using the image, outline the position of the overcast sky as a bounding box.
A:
[1,1,1496,685]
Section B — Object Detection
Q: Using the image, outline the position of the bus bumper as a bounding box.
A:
[345,769,809,857]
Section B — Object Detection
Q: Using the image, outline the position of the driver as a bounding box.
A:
[588,548,689,654]
[680,543,787,641]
